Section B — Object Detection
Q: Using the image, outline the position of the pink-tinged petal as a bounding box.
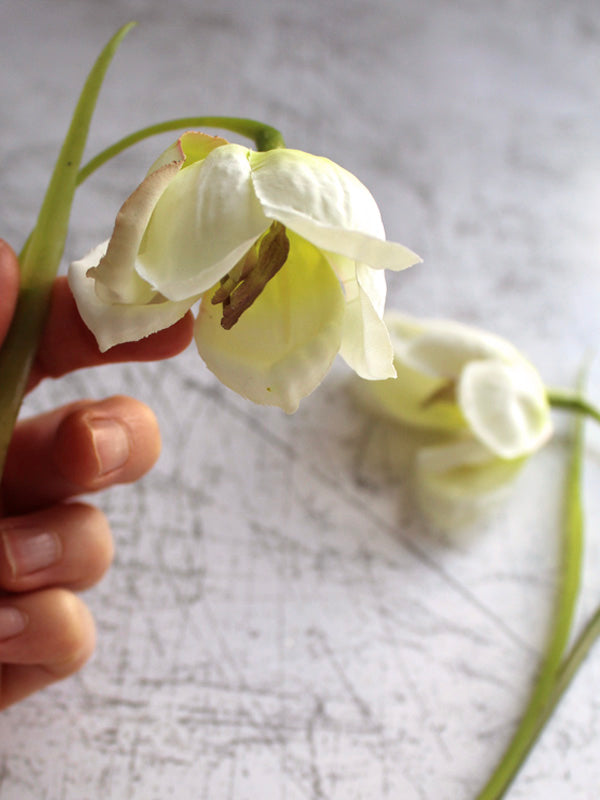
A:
[136,144,270,301]
[146,131,229,174]
[69,242,198,352]
[89,161,183,303]
[194,233,345,413]
[178,131,230,165]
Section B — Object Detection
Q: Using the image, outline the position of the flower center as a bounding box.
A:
[421,380,457,408]
[211,221,290,330]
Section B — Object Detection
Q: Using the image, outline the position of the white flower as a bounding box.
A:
[356,312,553,529]
[68,132,420,412]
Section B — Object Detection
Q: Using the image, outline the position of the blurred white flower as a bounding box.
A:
[69,132,420,412]
[356,312,553,529]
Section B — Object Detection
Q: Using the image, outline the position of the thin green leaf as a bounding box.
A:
[0,22,136,477]
[475,384,585,800]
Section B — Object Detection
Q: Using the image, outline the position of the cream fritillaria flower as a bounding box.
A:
[357,312,553,529]
[68,132,420,412]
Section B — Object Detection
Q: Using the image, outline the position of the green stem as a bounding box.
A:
[77,116,285,185]
[0,22,136,478]
[548,388,600,426]
[518,603,600,767]
[475,395,585,800]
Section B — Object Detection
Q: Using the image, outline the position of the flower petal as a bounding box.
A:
[250,148,421,271]
[69,242,197,352]
[88,161,183,303]
[458,360,553,459]
[146,131,229,174]
[396,315,521,380]
[194,233,345,413]
[354,356,466,431]
[415,438,526,531]
[136,144,270,301]
[337,262,396,380]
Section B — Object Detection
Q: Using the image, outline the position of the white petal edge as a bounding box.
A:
[401,318,522,379]
[338,275,396,380]
[250,148,421,271]
[69,242,198,352]
[458,360,553,459]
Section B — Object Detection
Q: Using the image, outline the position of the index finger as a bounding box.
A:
[0,240,20,345]
[27,277,194,391]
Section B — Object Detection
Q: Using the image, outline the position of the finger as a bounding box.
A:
[0,501,113,593]
[0,588,95,710]
[0,240,20,345]
[27,277,194,391]
[2,395,161,514]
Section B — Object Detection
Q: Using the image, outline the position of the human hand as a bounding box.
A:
[0,239,193,709]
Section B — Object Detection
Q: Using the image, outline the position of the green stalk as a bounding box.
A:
[548,388,600,426]
[475,394,585,800]
[511,603,600,772]
[77,116,285,186]
[0,22,136,478]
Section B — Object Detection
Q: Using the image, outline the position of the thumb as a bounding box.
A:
[0,240,20,346]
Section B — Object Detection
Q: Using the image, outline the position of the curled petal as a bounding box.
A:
[69,242,198,352]
[458,360,553,459]
[146,131,229,174]
[136,144,270,301]
[194,234,345,413]
[89,161,183,303]
[250,148,421,271]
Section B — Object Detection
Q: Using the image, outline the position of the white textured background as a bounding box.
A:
[1,1,600,798]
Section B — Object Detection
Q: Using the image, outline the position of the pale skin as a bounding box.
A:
[0,240,194,709]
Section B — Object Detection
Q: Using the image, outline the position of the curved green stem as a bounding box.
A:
[475,394,585,800]
[77,116,285,185]
[0,22,136,478]
[548,388,600,426]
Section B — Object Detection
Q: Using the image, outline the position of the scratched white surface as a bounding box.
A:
[1,0,600,798]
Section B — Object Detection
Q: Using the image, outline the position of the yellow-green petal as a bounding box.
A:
[415,439,526,530]
[355,356,466,431]
[146,131,229,174]
[194,234,345,413]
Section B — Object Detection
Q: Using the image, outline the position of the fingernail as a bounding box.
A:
[0,607,27,640]
[89,418,130,476]
[2,529,62,578]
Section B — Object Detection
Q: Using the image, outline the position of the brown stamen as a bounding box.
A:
[421,380,457,408]
[211,222,290,330]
